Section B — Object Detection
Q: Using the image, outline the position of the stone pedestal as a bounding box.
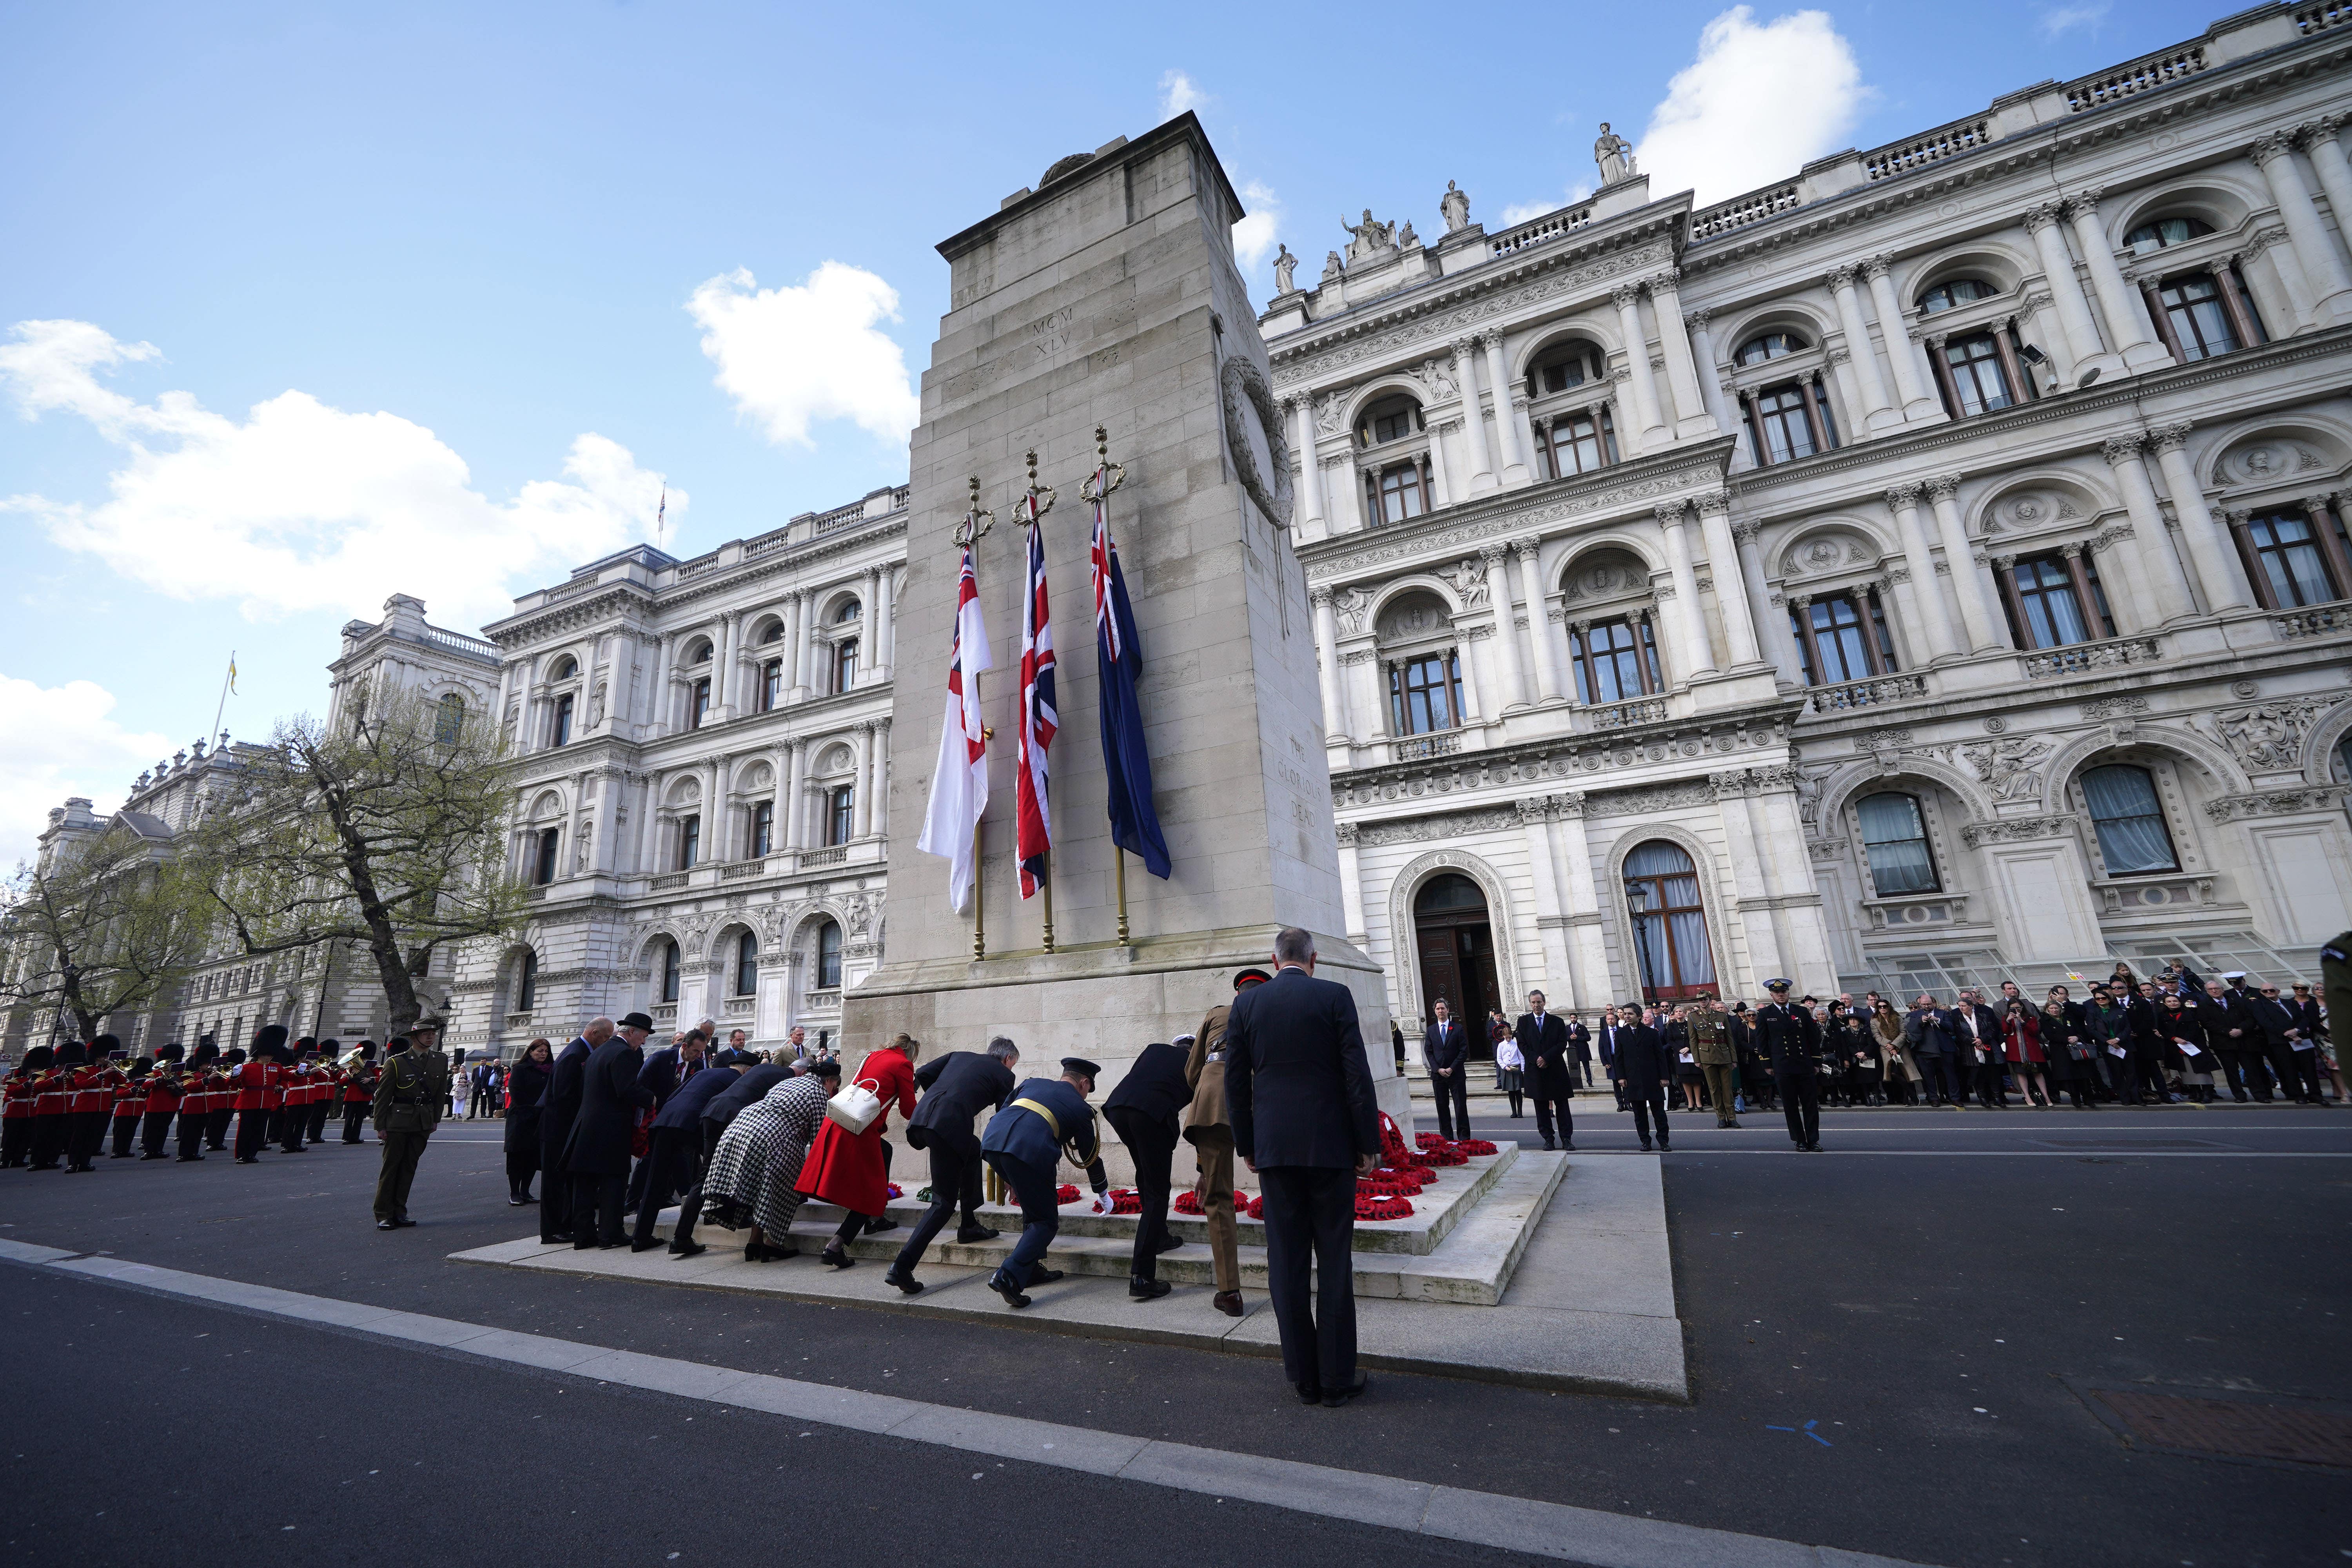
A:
[845,114,1410,1128]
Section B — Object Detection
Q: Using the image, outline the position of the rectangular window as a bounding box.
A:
[1754,384,1816,462]
[1943,334,2014,416]
[2011,556,2092,648]
[1386,652,1462,735]
[533,828,560,886]
[1538,408,1614,479]
[761,659,782,711]
[1802,595,1878,684]
[833,639,858,694]
[678,814,701,870]
[826,785,855,846]
[689,678,711,729]
[1373,462,1427,524]
[551,693,573,748]
[2245,513,2340,608]
[660,942,680,1004]
[2159,273,2239,361]
[750,799,774,858]
[1857,793,1940,895]
[1571,617,1658,703]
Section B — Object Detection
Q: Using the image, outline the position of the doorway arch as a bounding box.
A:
[1412,872,1502,1052]
[1622,839,1717,999]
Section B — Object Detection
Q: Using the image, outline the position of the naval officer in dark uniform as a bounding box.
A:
[1755,980,1823,1151]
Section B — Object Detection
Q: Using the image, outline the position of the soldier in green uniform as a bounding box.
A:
[372,1022,450,1230]
[1688,992,1740,1129]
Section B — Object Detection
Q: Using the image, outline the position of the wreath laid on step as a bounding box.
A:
[1055,1183,1080,1205]
[1354,1193,1415,1221]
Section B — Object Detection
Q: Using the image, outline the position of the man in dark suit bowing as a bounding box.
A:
[884,1037,1019,1294]
[1103,1037,1196,1301]
[1421,999,1470,1142]
[630,1048,739,1254]
[1227,927,1381,1410]
[564,1013,655,1249]
[627,1028,708,1215]
[1514,991,1575,1152]
[537,1017,606,1244]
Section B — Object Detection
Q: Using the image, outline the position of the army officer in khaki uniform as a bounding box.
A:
[1185,967,1269,1318]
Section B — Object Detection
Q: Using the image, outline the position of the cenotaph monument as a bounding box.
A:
[845,112,1410,1127]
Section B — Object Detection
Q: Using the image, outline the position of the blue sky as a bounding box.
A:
[0,0,2223,861]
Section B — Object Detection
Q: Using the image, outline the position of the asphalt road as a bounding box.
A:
[2,1103,2346,1568]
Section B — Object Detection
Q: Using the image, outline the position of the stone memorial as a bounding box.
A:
[845,113,1411,1129]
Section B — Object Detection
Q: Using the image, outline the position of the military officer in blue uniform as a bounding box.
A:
[1755,980,1824,1151]
[978,1056,1112,1308]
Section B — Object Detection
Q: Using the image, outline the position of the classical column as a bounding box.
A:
[2102,434,2198,624]
[792,590,817,700]
[872,565,896,679]
[1656,501,1716,677]
[858,569,883,686]
[1684,310,1746,468]
[2300,117,2352,275]
[1611,287,1671,447]
[2023,203,2116,384]
[1480,332,1530,486]
[2148,422,2250,612]
[782,738,808,852]
[1335,823,1368,943]
[1344,649,1387,739]
[1327,453,1368,533]
[1310,586,1351,739]
[1887,483,1961,659]
[1709,773,1787,984]
[1289,396,1327,536]
[1924,475,2001,652]
[712,614,737,714]
[2019,289,2075,390]
[1862,257,1941,420]
[1481,542,1532,709]
[872,719,891,838]
[2253,132,2352,325]
[851,724,875,838]
[2067,189,2173,370]
[2306,491,2352,595]
[1517,798,1569,1000]
[1425,417,1455,506]
[1451,616,1484,720]
[1826,264,1899,432]
[1696,491,1761,665]
[1513,538,1565,701]
[1452,339,1497,490]
[642,635,670,737]
[563,772,589,880]
[1820,347,1866,444]
[1644,270,1717,439]
[1550,793,1608,1007]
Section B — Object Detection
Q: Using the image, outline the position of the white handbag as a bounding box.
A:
[825,1076,884,1136]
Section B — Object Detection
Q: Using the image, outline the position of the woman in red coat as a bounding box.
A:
[2000,1000,2051,1109]
[797,1033,918,1268]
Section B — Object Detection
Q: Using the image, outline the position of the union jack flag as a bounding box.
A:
[1014,502,1056,899]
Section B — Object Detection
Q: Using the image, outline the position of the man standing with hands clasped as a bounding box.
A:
[1515,991,1575,1152]
[1421,998,1470,1142]
[1688,991,1740,1129]
[1227,928,1381,1410]
[1757,981,1822,1151]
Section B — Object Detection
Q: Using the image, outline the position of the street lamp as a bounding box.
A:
[1623,878,1656,1007]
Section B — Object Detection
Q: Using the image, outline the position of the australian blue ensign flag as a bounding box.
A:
[1090,484,1171,879]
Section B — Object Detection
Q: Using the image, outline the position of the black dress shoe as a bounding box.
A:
[1129,1277,1172,1301]
[1212,1290,1245,1318]
[376,1219,397,1230]
[1321,1373,1370,1408]
[863,1218,900,1235]
[1542,1139,1558,1151]
[819,1244,855,1269]
[987,1271,1032,1309]
[630,1239,661,1252]
[1028,1266,1064,1285]
[1638,1140,1653,1152]
[507,1196,530,1207]
[1294,1380,1323,1406]
[1154,1234,1185,1254]
[955,1225,1000,1243]
[884,1266,925,1295]
[667,1239,706,1258]
[394,1218,418,1228]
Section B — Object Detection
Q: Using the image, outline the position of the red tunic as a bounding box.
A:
[343,1066,376,1106]
[113,1078,143,1118]
[796,1046,916,1218]
[145,1076,183,1115]
[70,1066,116,1114]
[2,1073,32,1119]
[230,1061,280,1111]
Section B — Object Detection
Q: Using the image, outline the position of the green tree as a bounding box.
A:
[0,823,212,1043]
[190,688,525,1040]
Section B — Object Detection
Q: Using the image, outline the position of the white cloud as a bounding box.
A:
[1636,7,1868,207]
[686,263,919,450]
[0,675,173,868]
[0,319,677,627]
[1233,179,1282,271]
[2038,2,2110,37]
[1498,183,1595,228]
[1159,69,1207,120]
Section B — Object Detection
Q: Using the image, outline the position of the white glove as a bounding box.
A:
[1092,1189,1116,1215]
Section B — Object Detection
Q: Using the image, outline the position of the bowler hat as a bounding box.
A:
[618,1011,656,1032]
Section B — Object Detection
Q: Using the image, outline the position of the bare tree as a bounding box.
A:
[190,688,526,1040]
[0,825,212,1043]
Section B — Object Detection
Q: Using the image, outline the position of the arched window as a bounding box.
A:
[1918,278,1996,315]
[815,920,843,989]
[734,930,759,997]
[434,693,465,745]
[1623,841,1714,998]
[1387,652,1463,735]
[750,799,775,857]
[517,948,539,1012]
[1857,793,1938,895]
[1355,394,1422,448]
[833,599,862,624]
[1525,345,1599,399]
[2124,216,2211,253]
[684,640,712,665]
[1735,330,1805,366]
[551,656,578,681]
[659,939,681,1004]
[1570,616,1661,702]
[2082,765,2178,875]
[758,622,784,645]
[533,827,560,886]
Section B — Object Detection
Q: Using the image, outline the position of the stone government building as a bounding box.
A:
[17,4,2352,1055]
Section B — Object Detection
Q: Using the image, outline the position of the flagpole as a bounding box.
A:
[1087,426,1136,949]
[210,650,236,741]
[958,475,995,963]
[1114,846,1130,947]
[1016,448,1059,955]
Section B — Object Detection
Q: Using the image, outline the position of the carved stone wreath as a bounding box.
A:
[1221,354,1294,530]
